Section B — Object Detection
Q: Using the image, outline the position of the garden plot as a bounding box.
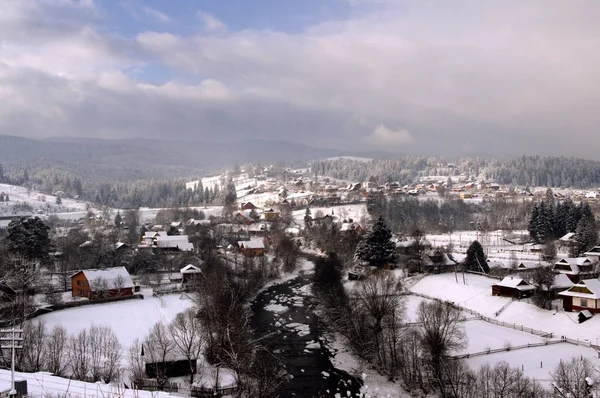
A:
[465,343,600,389]
[409,273,510,317]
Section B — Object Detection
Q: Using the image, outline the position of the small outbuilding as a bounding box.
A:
[180,264,203,284]
[578,310,594,324]
[492,276,535,299]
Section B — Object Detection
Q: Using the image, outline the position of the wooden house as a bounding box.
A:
[553,257,594,282]
[241,202,258,211]
[559,279,600,313]
[71,267,134,299]
[238,239,265,257]
[263,209,280,222]
[492,277,535,299]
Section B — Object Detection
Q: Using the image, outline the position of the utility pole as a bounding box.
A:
[0,328,24,396]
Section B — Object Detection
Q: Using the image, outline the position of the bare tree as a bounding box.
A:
[169,309,206,385]
[127,339,147,389]
[473,362,545,397]
[46,325,68,377]
[68,329,89,380]
[19,320,47,372]
[91,276,109,299]
[113,274,126,295]
[417,301,466,397]
[144,322,175,389]
[551,357,598,398]
[88,325,122,382]
[529,266,555,310]
[355,270,403,370]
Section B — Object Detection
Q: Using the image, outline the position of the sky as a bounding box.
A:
[1,0,600,158]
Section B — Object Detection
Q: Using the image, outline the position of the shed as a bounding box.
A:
[578,310,593,324]
[180,264,203,284]
[492,277,535,299]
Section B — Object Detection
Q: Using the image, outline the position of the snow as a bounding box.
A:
[460,319,549,354]
[36,290,194,355]
[265,303,289,314]
[0,369,174,398]
[465,343,600,388]
[410,273,510,317]
[292,203,368,225]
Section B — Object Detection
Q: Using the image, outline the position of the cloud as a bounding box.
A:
[365,124,413,148]
[141,6,171,24]
[2,1,600,158]
[197,11,225,32]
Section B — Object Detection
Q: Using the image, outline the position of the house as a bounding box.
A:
[553,257,594,282]
[234,211,255,225]
[238,239,265,257]
[584,246,600,262]
[492,277,535,299]
[180,264,203,284]
[340,220,365,235]
[155,235,194,252]
[71,267,134,299]
[459,192,473,199]
[263,209,280,222]
[558,279,600,313]
[422,252,457,273]
[241,202,258,211]
[547,273,575,298]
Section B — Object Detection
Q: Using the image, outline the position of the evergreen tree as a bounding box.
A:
[528,204,540,242]
[465,240,488,273]
[553,201,568,238]
[304,207,313,230]
[7,217,53,268]
[355,216,397,267]
[114,211,123,229]
[573,202,598,255]
[535,201,551,243]
[55,195,62,205]
[565,199,581,233]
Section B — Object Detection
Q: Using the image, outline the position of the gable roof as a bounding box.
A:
[238,239,265,250]
[493,277,535,290]
[584,246,600,256]
[553,273,575,289]
[559,279,600,299]
[180,264,202,274]
[73,267,134,289]
[559,232,577,242]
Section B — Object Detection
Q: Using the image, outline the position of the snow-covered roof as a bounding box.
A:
[559,232,576,242]
[584,246,600,257]
[180,264,202,274]
[556,257,592,266]
[493,276,534,290]
[238,239,265,249]
[559,279,600,299]
[340,222,362,232]
[74,267,134,289]
[553,273,575,289]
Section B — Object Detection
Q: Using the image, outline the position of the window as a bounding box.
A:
[580,299,588,308]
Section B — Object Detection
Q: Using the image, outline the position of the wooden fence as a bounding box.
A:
[406,291,600,352]
[138,379,239,397]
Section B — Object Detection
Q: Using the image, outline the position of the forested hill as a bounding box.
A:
[315,155,600,188]
[0,135,354,184]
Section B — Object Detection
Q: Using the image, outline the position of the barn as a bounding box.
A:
[491,277,535,299]
[71,267,134,300]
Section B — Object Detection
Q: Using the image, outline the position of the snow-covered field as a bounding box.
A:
[465,343,600,388]
[37,290,194,354]
[0,183,90,227]
[0,369,174,398]
[409,273,510,317]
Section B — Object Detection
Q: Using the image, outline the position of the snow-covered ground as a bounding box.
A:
[0,183,90,227]
[409,273,510,317]
[465,343,600,389]
[0,369,174,398]
[36,290,194,355]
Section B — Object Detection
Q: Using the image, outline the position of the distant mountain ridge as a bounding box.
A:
[0,135,389,182]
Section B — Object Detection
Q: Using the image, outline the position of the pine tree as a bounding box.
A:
[114,211,123,229]
[465,240,488,273]
[304,207,313,230]
[573,202,598,255]
[355,216,396,268]
[528,204,540,242]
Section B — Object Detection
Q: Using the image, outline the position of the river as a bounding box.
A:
[251,265,363,397]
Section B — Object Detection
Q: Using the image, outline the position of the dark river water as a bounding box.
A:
[251,268,363,397]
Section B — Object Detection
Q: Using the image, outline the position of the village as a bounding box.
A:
[1,163,600,397]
